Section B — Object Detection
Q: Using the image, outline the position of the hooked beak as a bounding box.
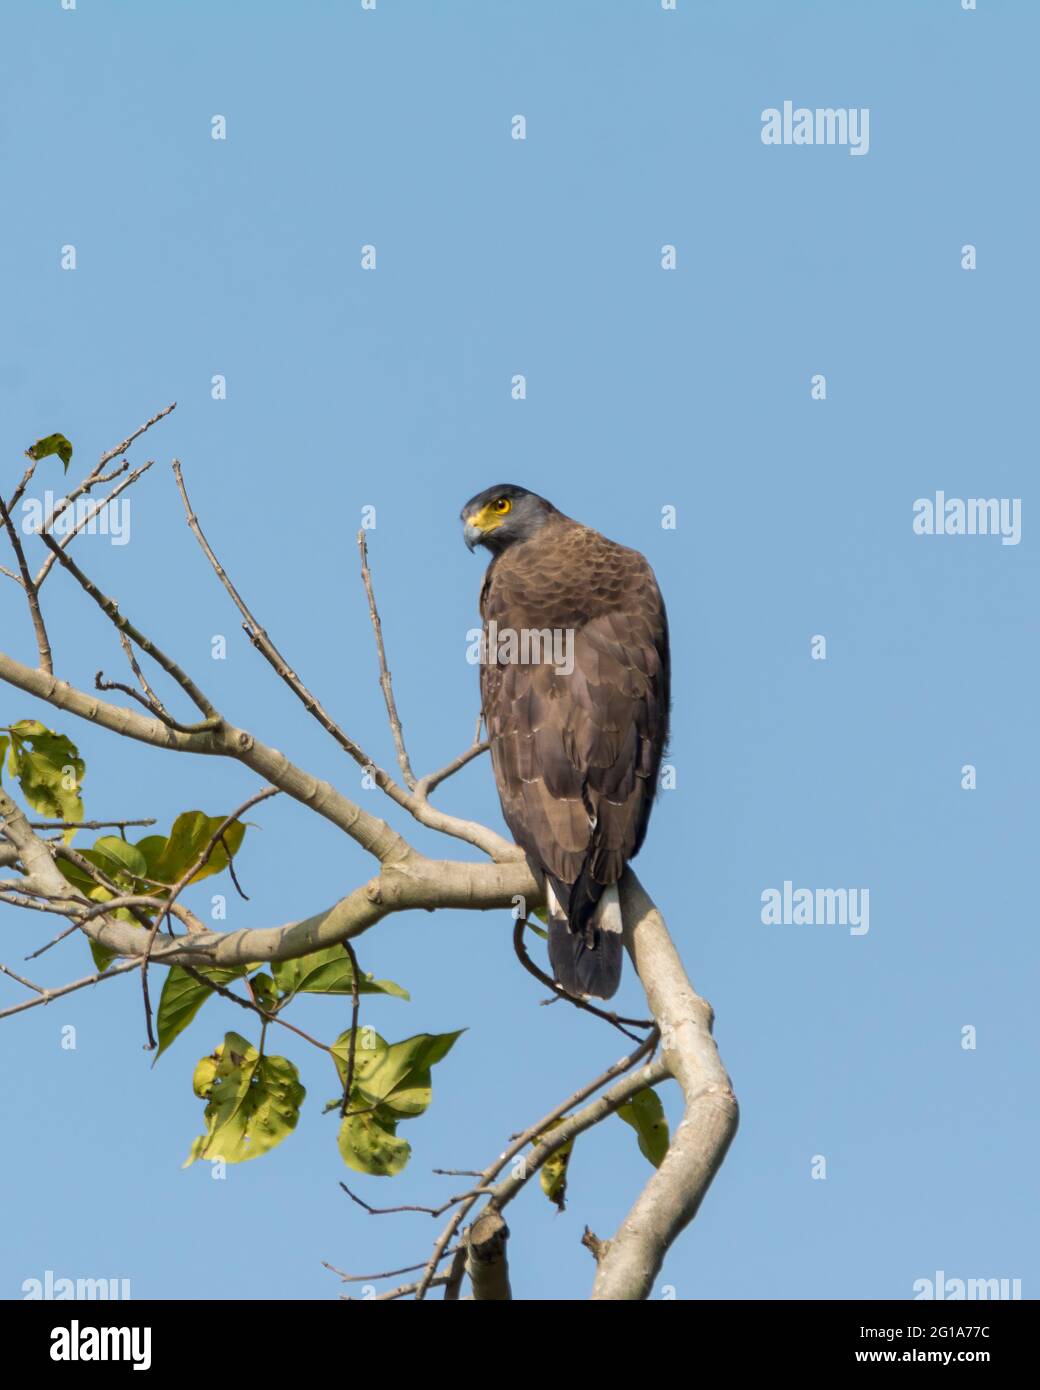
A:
[463,518,483,552]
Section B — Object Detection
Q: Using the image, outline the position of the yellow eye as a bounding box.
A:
[492,497,512,514]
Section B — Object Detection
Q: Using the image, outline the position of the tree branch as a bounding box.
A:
[357,530,416,788]
[465,1210,512,1301]
[0,493,53,673]
[588,872,739,1300]
[170,461,516,861]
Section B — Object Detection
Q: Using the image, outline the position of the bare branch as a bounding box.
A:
[0,493,53,673]
[0,645,411,863]
[357,530,416,788]
[97,402,177,470]
[37,529,217,720]
[7,461,38,515]
[18,402,174,556]
[172,462,514,860]
[338,941,362,1118]
[414,734,489,799]
[366,1274,450,1301]
[322,1249,461,1285]
[34,460,155,589]
[339,1180,494,1220]
[0,957,142,1022]
[413,1029,659,1299]
[115,631,170,719]
[589,872,739,1300]
[513,916,654,1041]
[442,1246,467,1301]
[465,1209,512,1301]
[180,965,335,1057]
[0,962,46,994]
[29,818,156,832]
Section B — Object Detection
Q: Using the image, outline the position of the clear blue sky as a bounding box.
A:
[1,0,1036,1301]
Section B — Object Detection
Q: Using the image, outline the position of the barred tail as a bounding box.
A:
[546,882,624,1000]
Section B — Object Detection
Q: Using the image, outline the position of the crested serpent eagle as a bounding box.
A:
[461,485,670,999]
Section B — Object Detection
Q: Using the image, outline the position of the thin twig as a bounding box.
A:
[0,493,52,673]
[413,1029,659,1299]
[172,461,381,770]
[179,965,333,1056]
[116,631,170,718]
[339,1181,495,1219]
[93,668,209,735]
[165,787,277,908]
[513,917,654,1041]
[7,460,38,514]
[367,1275,450,1301]
[29,818,156,832]
[0,962,46,994]
[338,941,362,1118]
[96,402,176,470]
[23,921,82,959]
[37,528,217,720]
[16,401,173,583]
[171,460,517,861]
[0,958,142,1022]
[357,530,416,788]
[34,460,155,589]
[414,735,489,799]
[322,1248,461,1285]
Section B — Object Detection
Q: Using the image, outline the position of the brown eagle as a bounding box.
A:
[462,484,670,999]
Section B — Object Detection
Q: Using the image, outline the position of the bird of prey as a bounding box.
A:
[461,485,670,999]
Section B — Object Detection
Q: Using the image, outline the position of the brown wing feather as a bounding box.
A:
[480,516,670,932]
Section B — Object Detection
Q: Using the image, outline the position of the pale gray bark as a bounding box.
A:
[589,873,739,1300]
[465,1211,512,1301]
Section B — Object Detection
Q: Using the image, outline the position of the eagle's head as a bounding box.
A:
[461,484,558,554]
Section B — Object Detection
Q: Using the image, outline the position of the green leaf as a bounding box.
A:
[249,972,279,1013]
[83,836,148,882]
[56,835,149,972]
[88,939,117,973]
[138,811,246,887]
[192,1052,219,1099]
[183,1032,305,1167]
[617,1087,670,1168]
[331,1026,388,1090]
[52,831,147,970]
[155,964,249,1060]
[332,1029,463,1119]
[80,834,153,930]
[537,1123,574,1210]
[2,720,84,837]
[272,944,409,1001]
[338,1107,411,1177]
[331,1029,463,1176]
[26,432,73,472]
